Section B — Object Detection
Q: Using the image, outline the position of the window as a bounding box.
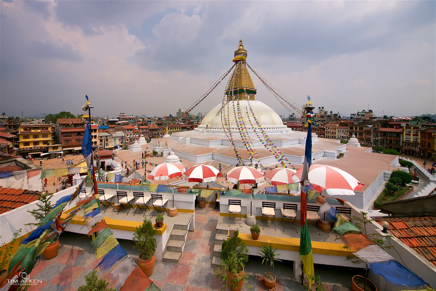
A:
[64,133,72,137]
[42,134,48,138]
[33,135,38,139]
[64,140,71,144]
[23,135,29,139]
[23,142,30,147]
[76,139,82,144]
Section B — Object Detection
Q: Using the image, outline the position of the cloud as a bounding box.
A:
[0,0,434,118]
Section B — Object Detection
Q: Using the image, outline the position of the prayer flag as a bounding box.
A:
[299,122,315,287]
[82,123,93,167]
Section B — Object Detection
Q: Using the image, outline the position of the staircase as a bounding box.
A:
[211,228,228,267]
[162,222,190,263]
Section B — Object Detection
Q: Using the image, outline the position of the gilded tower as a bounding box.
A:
[225,40,257,101]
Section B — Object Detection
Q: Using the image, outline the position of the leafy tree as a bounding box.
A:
[386,182,399,195]
[390,170,412,186]
[389,177,402,186]
[44,111,76,124]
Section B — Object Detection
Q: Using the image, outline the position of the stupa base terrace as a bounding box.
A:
[154,130,343,165]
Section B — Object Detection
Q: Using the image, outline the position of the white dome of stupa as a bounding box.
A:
[165,151,181,164]
[198,100,288,133]
[348,135,361,147]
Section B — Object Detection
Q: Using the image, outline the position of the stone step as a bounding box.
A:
[170,229,187,241]
[211,256,222,267]
[162,251,182,263]
[167,240,184,252]
[174,224,189,230]
[213,244,222,257]
[215,233,228,244]
[216,228,228,235]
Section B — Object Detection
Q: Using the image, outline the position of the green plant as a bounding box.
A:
[132,217,157,260]
[304,275,326,291]
[390,170,412,186]
[0,229,22,273]
[78,270,116,291]
[250,224,260,234]
[156,213,164,222]
[258,244,281,274]
[27,193,54,226]
[215,230,249,290]
[399,160,414,169]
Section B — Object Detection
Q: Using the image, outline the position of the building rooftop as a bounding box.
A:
[376,216,436,267]
[0,187,41,214]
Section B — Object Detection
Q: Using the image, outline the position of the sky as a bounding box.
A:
[1,0,435,119]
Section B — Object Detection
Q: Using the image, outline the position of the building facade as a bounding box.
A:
[17,124,54,157]
[56,118,85,153]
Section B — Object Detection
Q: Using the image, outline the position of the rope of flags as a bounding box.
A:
[221,64,243,164]
[246,100,294,169]
[246,62,304,116]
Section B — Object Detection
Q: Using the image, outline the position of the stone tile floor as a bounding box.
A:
[27,203,357,291]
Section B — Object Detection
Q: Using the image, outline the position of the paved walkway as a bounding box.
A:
[26,203,355,291]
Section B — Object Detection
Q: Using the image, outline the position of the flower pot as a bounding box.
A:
[198,199,206,208]
[114,203,123,212]
[177,187,188,193]
[317,220,332,233]
[155,219,163,229]
[242,189,252,194]
[351,275,377,291]
[264,272,276,289]
[43,240,59,260]
[251,231,260,240]
[226,269,244,291]
[168,207,178,217]
[138,254,155,277]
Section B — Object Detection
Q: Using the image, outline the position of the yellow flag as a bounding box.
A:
[95,235,118,259]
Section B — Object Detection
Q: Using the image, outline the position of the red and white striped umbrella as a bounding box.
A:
[148,163,185,181]
[265,168,298,185]
[184,165,221,183]
[295,165,364,195]
[227,166,264,184]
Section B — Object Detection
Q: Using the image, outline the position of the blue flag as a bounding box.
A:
[82,123,93,167]
[301,123,312,182]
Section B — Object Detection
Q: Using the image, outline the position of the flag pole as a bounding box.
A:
[299,96,315,287]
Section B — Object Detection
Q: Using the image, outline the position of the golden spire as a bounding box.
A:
[226,40,257,101]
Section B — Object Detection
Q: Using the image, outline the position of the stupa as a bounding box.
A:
[129,141,142,152]
[166,40,326,165]
[138,134,147,145]
[347,135,361,147]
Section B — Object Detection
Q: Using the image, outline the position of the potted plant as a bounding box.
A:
[78,270,116,291]
[258,244,282,289]
[215,230,249,291]
[27,193,60,260]
[250,224,260,240]
[132,217,157,277]
[155,213,164,228]
[347,211,391,291]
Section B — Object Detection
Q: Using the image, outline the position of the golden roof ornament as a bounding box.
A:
[226,40,256,101]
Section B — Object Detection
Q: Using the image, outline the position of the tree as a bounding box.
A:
[390,170,412,186]
[386,182,399,195]
[44,111,76,124]
[389,177,402,186]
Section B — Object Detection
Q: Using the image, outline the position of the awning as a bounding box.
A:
[29,152,42,155]
[73,147,82,151]
[41,151,63,156]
